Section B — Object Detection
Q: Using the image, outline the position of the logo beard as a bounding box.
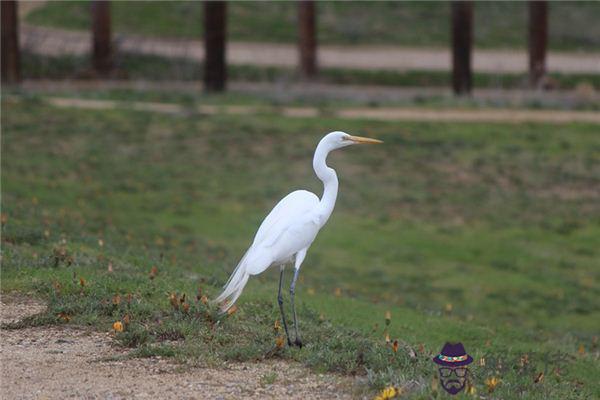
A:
[441,378,466,395]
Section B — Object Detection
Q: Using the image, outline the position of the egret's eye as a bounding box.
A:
[342,136,351,141]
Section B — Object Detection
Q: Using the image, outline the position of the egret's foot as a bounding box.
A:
[294,338,303,348]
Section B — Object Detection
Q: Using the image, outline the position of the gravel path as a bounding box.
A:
[19,24,600,74]
[0,294,359,399]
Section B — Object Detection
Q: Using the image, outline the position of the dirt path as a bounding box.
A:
[19,24,600,74]
[0,294,359,399]
[9,92,598,124]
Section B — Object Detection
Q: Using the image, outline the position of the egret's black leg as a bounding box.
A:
[290,267,302,348]
[277,266,292,346]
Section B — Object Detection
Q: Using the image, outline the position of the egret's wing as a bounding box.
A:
[214,190,318,309]
[252,190,319,247]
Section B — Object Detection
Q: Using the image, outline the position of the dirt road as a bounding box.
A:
[20,24,600,74]
[0,294,359,399]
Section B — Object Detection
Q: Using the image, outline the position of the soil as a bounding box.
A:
[0,293,360,399]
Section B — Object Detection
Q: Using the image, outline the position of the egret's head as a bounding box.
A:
[323,131,383,150]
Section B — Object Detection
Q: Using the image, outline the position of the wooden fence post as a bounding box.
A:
[298,0,317,78]
[528,1,548,88]
[204,1,227,92]
[91,0,113,76]
[451,1,473,95]
[1,0,20,84]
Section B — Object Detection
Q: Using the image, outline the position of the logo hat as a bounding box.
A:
[433,342,473,367]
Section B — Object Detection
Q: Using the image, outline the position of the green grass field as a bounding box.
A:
[2,92,599,398]
[26,1,600,51]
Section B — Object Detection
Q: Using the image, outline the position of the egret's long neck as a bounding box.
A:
[313,142,338,224]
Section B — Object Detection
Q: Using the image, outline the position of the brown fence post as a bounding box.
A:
[204,1,227,92]
[451,1,473,96]
[91,0,113,76]
[1,0,20,84]
[298,0,317,78]
[528,1,548,88]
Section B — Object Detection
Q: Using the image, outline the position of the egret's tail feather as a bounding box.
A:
[213,252,251,313]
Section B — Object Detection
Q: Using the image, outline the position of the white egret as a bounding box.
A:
[214,131,382,347]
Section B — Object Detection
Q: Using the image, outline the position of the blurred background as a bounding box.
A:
[3,0,600,106]
[2,1,599,398]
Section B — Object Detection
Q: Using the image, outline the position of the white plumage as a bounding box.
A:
[213,131,382,346]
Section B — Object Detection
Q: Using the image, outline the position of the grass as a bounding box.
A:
[2,93,600,398]
[26,1,600,51]
[20,51,600,97]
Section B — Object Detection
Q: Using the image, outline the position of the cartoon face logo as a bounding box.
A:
[432,342,473,395]
[437,365,469,394]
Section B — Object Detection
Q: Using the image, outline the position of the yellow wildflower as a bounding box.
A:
[485,377,500,392]
[466,383,477,395]
[374,386,398,400]
[112,321,124,332]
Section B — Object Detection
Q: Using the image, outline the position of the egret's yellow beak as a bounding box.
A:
[348,135,383,144]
